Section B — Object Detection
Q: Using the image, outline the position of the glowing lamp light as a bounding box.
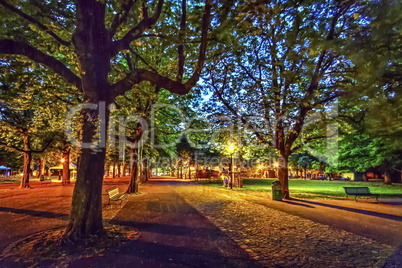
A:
[61,158,65,163]
[228,144,236,154]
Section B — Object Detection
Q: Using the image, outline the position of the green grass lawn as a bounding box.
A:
[197,178,402,199]
[0,178,21,184]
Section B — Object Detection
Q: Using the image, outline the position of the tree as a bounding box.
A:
[205,0,370,198]
[0,60,67,187]
[0,0,229,242]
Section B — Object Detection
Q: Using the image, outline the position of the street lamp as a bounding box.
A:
[228,143,236,189]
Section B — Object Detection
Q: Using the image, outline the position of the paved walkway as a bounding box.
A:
[0,177,401,267]
[71,181,258,267]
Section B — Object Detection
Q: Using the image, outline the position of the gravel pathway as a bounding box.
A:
[173,184,401,268]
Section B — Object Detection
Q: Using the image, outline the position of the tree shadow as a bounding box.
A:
[291,199,402,222]
[0,206,69,220]
[282,200,315,208]
[109,219,217,238]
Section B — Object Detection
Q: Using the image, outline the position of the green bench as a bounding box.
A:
[105,187,127,206]
[343,187,379,202]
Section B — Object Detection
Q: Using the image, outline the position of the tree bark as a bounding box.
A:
[38,158,45,178]
[112,163,116,178]
[126,148,139,194]
[277,155,290,199]
[20,151,32,188]
[122,162,127,176]
[62,147,71,183]
[105,163,110,178]
[384,170,392,185]
[20,135,31,188]
[63,0,110,242]
[144,158,150,182]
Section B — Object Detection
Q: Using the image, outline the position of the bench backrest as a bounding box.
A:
[106,187,120,198]
[343,187,371,194]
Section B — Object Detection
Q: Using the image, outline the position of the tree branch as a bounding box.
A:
[31,139,53,154]
[129,48,158,73]
[0,39,82,91]
[111,68,188,98]
[0,141,26,153]
[184,0,212,89]
[111,0,164,57]
[0,0,70,47]
[291,132,338,154]
[111,0,213,97]
[176,0,187,82]
[109,0,136,37]
[209,68,273,147]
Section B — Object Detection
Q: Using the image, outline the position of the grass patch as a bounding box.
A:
[0,179,20,184]
[197,179,402,199]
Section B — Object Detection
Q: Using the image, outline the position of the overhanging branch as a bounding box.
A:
[111,68,188,98]
[0,39,82,91]
[0,0,70,47]
[111,0,164,57]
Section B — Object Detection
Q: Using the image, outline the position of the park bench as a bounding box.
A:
[343,187,379,202]
[105,187,127,206]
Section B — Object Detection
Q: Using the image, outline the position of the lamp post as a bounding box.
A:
[228,144,235,189]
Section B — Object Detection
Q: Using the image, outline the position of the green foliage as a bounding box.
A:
[0,147,22,170]
[326,134,402,174]
[203,0,369,158]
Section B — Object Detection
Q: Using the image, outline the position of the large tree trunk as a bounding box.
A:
[144,158,150,182]
[20,151,32,188]
[122,162,127,176]
[64,141,107,242]
[277,155,290,199]
[38,158,45,178]
[20,135,31,188]
[384,170,392,185]
[126,148,139,194]
[105,163,110,178]
[62,147,71,184]
[63,0,111,243]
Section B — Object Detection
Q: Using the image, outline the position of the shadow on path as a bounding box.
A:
[288,199,402,222]
[0,206,69,220]
[70,182,260,268]
[110,219,218,238]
